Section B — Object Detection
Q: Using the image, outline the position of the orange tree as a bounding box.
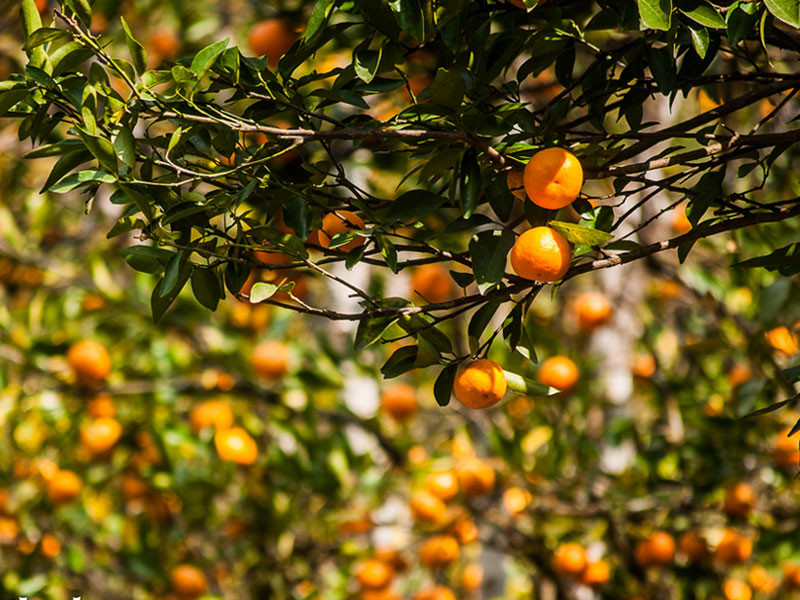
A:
[1,0,800,598]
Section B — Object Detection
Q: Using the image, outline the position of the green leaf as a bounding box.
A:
[78,131,118,174]
[40,149,93,192]
[191,267,222,310]
[388,190,447,224]
[468,301,501,348]
[113,125,136,171]
[151,265,191,322]
[727,1,760,45]
[354,47,382,84]
[306,0,336,40]
[283,195,311,240]
[249,282,279,303]
[381,345,418,378]
[118,246,173,274]
[430,68,466,110]
[782,364,800,383]
[120,17,148,76]
[20,0,43,38]
[190,38,230,76]
[503,370,554,396]
[0,89,30,118]
[638,0,672,30]
[64,0,92,26]
[460,148,482,218]
[49,170,115,193]
[433,364,458,407]
[469,229,515,293]
[688,24,710,58]
[763,0,800,27]
[549,221,613,246]
[160,251,186,297]
[24,27,70,51]
[414,335,442,368]
[680,1,726,28]
[355,315,399,351]
[388,0,425,40]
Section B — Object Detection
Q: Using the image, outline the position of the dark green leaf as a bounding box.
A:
[190,38,230,76]
[191,267,222,310]
[638,0,672,30]
[388,190,447,224]
[433,364,458,407]
[120,17,148,76]
[49,170,115,193]
[118,246,173,274]
[460,148,482,218]
[763,0,800,27]
[549,221,613,246]
[680,1,726,28]
[306,0,336,40]
[430,68,466,110]
[469,229,515,293]
[381,345,418,378]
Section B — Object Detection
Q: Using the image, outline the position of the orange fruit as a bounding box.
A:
[502,486,532,516]
[783,563,800,588]
[454,517,478,544]
[80,417,122,456]
[170,564,207,598]
[251,340,291,380]
[633,354,656,379]
[0,488,7,514]
[506,170,526,200]
[453,359,507,409]
[766,326,799,355]
[672,205,692,234]
[189,400,234,433]
[728,363,751,387]
[460,563,483,592]
[455,457,495,497]
[67,339,111,387]
[773,426,799,468]
[380,383,418,422]
[723,482,756,518]
[149,29,181,61]
[509,226,571,282]
[748,565,777,593]
[214,427,258,465]
[35,0,48,14]
[0,516,19,544]
[425,470,459,501]
[81,293,106,312]
[375,548,408,572]
[536,356,579,392]
[574,292,613,331]
[678,532,708,563]
[17,537,35,554]
[47,470,82,505]
[523,148,583,209]
[636,531,675,567]
[41,534,61,558]
[247,19,297,67]
[413,586,456,600]
[411,264,454,304]
[715,529,752,565]
[362,589,400,600]
[410,489,446,523]
[356,559,394,589]
[581,559,610,587]
[723,579,751,600]
[553,543,586,577]
[121,472,149,500]
[408,444,428,465]
[420,535,460,568]
[318,210,366,252]
[87,393,116,418]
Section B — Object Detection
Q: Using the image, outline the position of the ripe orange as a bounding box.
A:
[581,559,610,587]
[67,339,111,387]
[783,563,800,588]
[47,470,82,505]
[170,564,207,598]
[455,457,495,497]
[214,427,258,465]
[632,354,656,379]
[121,472,149,500]
[425,470,459,501]
[408,444,429,465]
[80,417,122,456]
[460,563,483,592]
[0,516,19,544]
[523,148,583,209]
[723,482,756,518]
[454,517,478,544]
[380,383,418,422]
[413,586,456,600]
[509,226,571,282]
[453,359,507,409]
[41,534,61,558]
[715,529,752,565]
[553,542,586,577]
[536,356,579,392]
[411,264,454,304]
[765,326,799,355]
[678,532,708,563]
[87,393,116,418]
[672,205,692,234]
[722,579,752,600]
[574,292,613,331]
[247,19,297,67]
[0,488,7,514]
[251,340,291,380]
[318,210,366,252]
[410,489,446,523]
[506,170,526,200]
[502,486,532,516]
[636,531,675,567]
[728,363,751,387]
[189,400,234,433]
[748,565,778,593]
[420,535,460,568]
[773,426,799,468]
[35,0,48,14]
[356,559,394,589]
[149,29,181,61]
[362,589,400,600]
